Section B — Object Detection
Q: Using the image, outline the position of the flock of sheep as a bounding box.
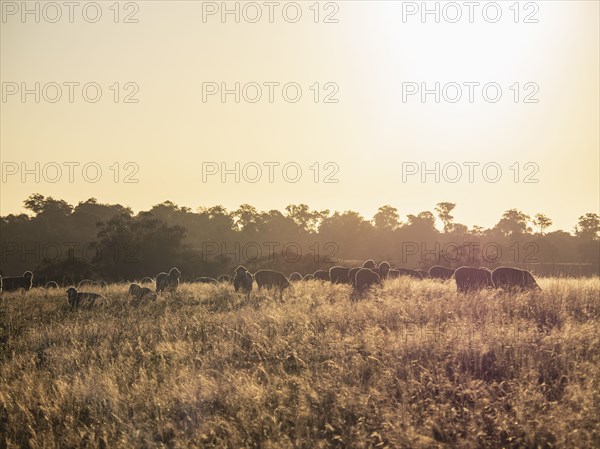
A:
[0,262,540,310]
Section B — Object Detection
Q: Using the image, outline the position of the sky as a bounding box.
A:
[1,1,598,232]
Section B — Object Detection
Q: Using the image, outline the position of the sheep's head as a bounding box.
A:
[235,266,248,275]
[66,287,77,305]
[378,262,390,276]
[129,284,140,295]
[23,271,33,280]
[169,268,181,278]
[362,260,376,269]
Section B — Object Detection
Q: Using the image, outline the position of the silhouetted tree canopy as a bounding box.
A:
[1,194,598,283]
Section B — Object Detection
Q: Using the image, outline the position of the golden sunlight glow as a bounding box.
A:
[1,1,598,231]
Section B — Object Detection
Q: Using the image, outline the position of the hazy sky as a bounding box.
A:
[1,1,598,232]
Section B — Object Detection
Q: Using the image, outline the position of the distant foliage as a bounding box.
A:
[1,194,598,282]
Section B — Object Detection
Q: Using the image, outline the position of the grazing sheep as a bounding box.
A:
[388,268,423,279]
[128,283,158,301]
[66,287,106,310]
[140,277,154,284]
[415,269,429,278]
[233,266,253,298]
[354,268,381,293]
[289,272,303,282]
[302,274,314,281]
[454,266,494,293]
[77,279,106,289]
[429,265,455,280]
[329,266,351,284]
[155,272,168,291]
[218,275,233,284]
[313,270,330,281]
[0,271,34,293]
[492,267,541,291]
[156,267,181,293]
[194,277,218,284]
[376,262,391,279]
[348,267,362,287]
[362,260,376,269]
[254,270,291,299]
[45,281,59,289]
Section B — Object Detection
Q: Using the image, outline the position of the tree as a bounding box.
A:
[96,215,187,279]
[149,201,190,224]
[494,209,531,238]
[435,202,456,233]
[373,205,400,231]
[233,204,260,233]
[24,193,72,217]
[470,225,485,237]
[532,213,552,235]
[207,205,235,230]
[285,204,329,233]
[575,213,600,240]
[407,211,436,228]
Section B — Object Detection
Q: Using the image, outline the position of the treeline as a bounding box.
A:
[1,194,598,284]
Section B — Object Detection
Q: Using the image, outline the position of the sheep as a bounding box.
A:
[254,269,291,300]
[312,270,330,281]
[354,268,381,294]
[329,266,351,284]
[348,267,362,287]
[362,260,376,269]
[302,274,314,281]
[454,266,494,293]
[388,268,423,279]
[45,281,59,289]
[233,266,253,298]
[289,272,303,282]
[128,283,158,301]
[429,265,455,280]
[492,267,541,291]
[66,287,106,310]
[140,277,154,284]
[0,271,34,293]
[218,275,233,284]
[156,267,181,293]
[415,269,429,278]
[376,262,391,279]
[194,277,218,284]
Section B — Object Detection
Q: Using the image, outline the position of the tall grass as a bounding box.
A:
[1,277,599,448]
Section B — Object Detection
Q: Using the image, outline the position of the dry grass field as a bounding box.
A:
[1,277,599,448]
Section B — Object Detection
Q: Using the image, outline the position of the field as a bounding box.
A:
[1,278,599,449]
